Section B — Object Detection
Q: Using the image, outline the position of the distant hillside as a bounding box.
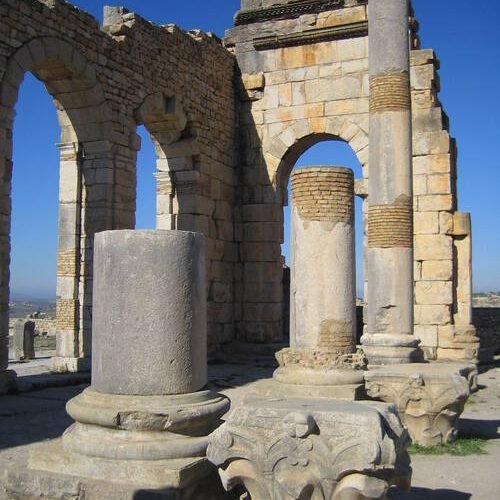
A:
[473,293,500,308]
[9,298,56,319]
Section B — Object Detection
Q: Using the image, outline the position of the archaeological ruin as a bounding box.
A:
[0,0,485,498]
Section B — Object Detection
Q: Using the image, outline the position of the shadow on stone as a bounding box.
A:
[388,487,471,499]
[459,418,500,439]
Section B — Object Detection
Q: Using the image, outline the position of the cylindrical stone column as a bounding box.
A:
[275,167,364,388]
[62,230,229,463]
[361,0,421,365]
[91,230,206,395]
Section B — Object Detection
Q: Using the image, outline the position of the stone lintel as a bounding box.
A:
[253,21,367,50]
[364,363,476,446]
[235,1,367,26]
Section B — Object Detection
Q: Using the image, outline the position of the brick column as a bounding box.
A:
[361,0,421,364]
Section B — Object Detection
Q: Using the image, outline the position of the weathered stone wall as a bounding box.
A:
[0,0,478,370]
[227,0,477,361]
[0,0,236,372]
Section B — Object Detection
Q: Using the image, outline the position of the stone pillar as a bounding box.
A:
[31,230,229,494]
[51,142,84,373]
[273,167,365,398]
[361,0,421,364]
[155,171,175,230]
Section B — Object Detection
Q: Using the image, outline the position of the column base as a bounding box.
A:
[361,333,423,365]
[50,356,91,373]
[364,362,477,446]
[0,369,17,394]
[2,439,230,499]
[208,396,411,499]
[63,387,230,460]
[271,347,366,399]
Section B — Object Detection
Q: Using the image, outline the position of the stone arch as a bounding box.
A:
[264,117,368,192]
[134,92,204,233]
[0,37,115,373]
[236,118,369,343]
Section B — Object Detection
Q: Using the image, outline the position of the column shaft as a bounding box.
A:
[362,0,420,364]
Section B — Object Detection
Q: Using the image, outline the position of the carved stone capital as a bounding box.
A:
[207,397,411,499]
[364,363,476,446]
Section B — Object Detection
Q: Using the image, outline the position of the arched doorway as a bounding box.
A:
[0,37,114,381]
[281,139,366,342]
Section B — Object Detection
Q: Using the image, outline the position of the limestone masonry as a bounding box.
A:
[0,0,479,377]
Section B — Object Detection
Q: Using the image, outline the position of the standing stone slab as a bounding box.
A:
[12,319,36,361]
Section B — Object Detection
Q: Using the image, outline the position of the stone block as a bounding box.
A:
[410,49,436,67]
[412,107,447,133]
[242,72,265,90]
[411,89,438,109]
[415,280,453,305]
[304,75,362,103]
[414,211,438,234]
[413,131,451,156]
[410,64,436,90]
[207,397,411,499]
[421,259,453,281]
[414,234,452,261]
[316,6,367,28]
[240,242,281,262]
[417,194,453,212]
[414,325,438,347]
[413,154,452,175]
[427,174,451,195]
[414,304,451,325]
[413,174,427,196]
[439,211,454,234]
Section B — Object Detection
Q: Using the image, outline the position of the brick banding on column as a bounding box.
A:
[291,167,354,224]
[56,299,78,331]
[368,200,413,248]
[369,72,411,113]
[57,249,78,277]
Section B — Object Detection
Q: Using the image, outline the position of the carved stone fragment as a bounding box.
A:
[364,363,477,446]
[208,397,411,499]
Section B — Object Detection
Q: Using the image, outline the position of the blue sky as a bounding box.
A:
[9,0,500,298]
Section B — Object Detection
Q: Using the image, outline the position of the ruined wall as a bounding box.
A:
[0,0,236,372]
[227,0,477,361]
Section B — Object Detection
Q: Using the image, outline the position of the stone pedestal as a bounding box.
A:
[364,363,477,446]
[27,230,230,497]
[208,397,411,500]
[273,167,365,399]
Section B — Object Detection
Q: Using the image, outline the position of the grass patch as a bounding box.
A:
[409,438,487,456]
